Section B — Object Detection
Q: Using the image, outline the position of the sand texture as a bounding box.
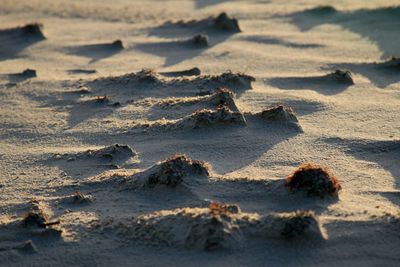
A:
[0,0,400,266]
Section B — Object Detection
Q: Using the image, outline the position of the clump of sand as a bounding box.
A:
[286,163,341,197]
[158,87,239,111]
[213,12,241,32]
[13,23,46,40]
[204,71,256,90]
[114,154,210,189]
[327,70,354,84]
[177,106,246,128]
[117,203,326,250]
[185,34,209,48]
[60,144,136,164]
[164,12,241,33]
[254,105,302,131]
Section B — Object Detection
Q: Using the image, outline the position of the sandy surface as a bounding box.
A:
[0,0,399,266]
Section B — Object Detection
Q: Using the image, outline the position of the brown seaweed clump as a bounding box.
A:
[213,12,241,32]
[285,163,341,197]
[327,69,354,84]
[127,154,210,188]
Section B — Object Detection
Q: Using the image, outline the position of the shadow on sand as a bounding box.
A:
[286,6,400,58]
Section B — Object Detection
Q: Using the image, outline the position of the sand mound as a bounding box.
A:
[18,69,37,78]
[286,163,341,197]
[213,12,241,32]
[326,69,354,84]
[118,203,325,250]
[184,34,209,48]
[164,12,241,33]
[158,88,239,111]
[257,210,327,240]
[0,23,46,40]
[84,70,254,103]
[115,154,210,189]
[89,69,162,89]
[19,23,45,39]
[199,71,255,91]
[60,144,136,164]
[7,68,37,83]
[175,106,246,129]
[254,105,302,131]
[206,88,239,111]
[0,200,62,254]
[124,204,250,250]
[22,200,60,229]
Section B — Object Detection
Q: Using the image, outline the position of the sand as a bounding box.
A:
[0,0,399,266]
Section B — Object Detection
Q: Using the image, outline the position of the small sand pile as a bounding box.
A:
[206,88,239,111]
[19,23,46,39]
[157,87,238,111]
[20,69,37,78]
[22,200,51,228]
[213,12,241,32]
[110,40,124,49]
[22,200,60,232]
[177,106,246,129]
[119,203,326,250]
[62,144,136,164]
[285,163,341,197]
[126,203,250,250]
[327,69,354,84]
[164,12,241,33]
[205,71,256,90]
[0,200,62,252]
[185,34,209,48]
[90,69,161,87]
[117,154,210,189]
[255,105,302,131]
[257,211,327,240]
